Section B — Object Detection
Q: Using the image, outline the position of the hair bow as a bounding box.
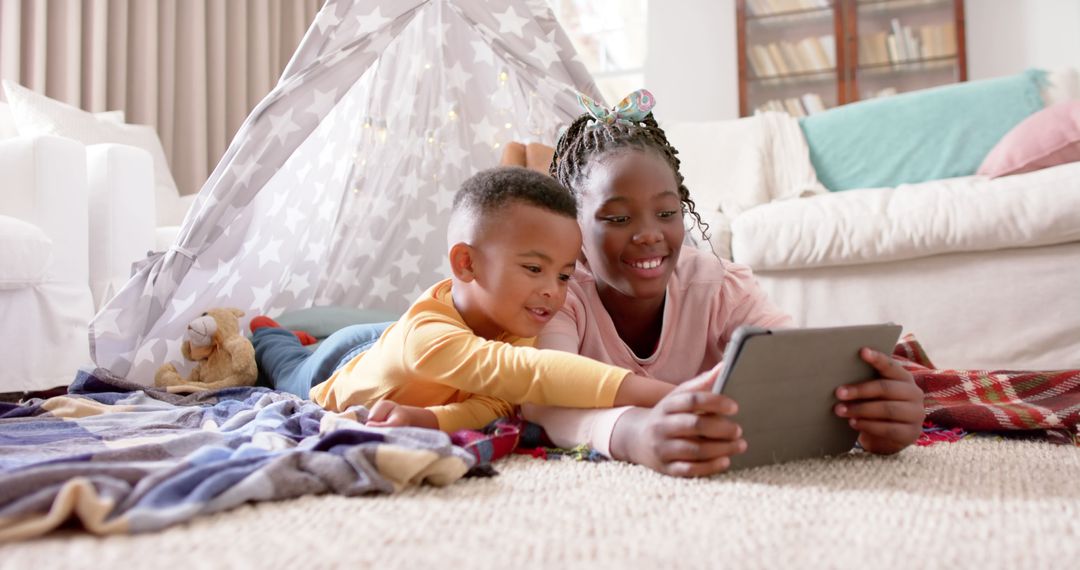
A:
[577,88,656,127]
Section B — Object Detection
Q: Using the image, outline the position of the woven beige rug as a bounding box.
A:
[2,437,1077,569]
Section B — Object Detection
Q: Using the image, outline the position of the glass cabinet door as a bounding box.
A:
[848,0,965,101]
[740,0,842,117]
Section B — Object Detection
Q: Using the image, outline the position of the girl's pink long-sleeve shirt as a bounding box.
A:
[526,247,793,456]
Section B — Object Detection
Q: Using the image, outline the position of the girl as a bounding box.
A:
[523,90,924,477]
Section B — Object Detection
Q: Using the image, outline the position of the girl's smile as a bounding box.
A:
[623,255,669,278]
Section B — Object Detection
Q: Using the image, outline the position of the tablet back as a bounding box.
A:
[717,324,902,470]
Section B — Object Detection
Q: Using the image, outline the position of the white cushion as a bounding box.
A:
[0,214,53,288]
[2,79,178,226]
[94,110,126,124]
[731,161,1080,271]
[1044,67,1080,106]
[0,101,17,139]
[661,112,825,218]
[1,100,125,140]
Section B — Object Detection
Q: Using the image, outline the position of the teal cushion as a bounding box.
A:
[274,306,400,339]
[799,69,1047,191]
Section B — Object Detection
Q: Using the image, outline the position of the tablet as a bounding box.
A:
[713,323,902,471]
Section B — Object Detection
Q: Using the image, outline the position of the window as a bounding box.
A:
[548,0,648,104]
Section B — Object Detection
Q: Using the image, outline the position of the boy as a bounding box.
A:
[252,166,674,433]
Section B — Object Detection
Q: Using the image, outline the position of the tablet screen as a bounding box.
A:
[714,323,902,470]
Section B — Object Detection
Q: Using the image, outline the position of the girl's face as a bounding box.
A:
[577,149,684,303]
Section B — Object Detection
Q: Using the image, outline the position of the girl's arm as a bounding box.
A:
[527,365,747,477]
[609,366,747,476]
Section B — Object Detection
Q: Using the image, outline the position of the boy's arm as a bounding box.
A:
[367,395,514,433]
[403,317,669,409]
[427,395,515,433]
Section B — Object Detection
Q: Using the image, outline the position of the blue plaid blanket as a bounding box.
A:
[0,369,475,541]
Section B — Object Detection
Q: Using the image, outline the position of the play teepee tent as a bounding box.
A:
[90,0,603,384]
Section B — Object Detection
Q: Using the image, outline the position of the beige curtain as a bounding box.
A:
[0,0,321,195]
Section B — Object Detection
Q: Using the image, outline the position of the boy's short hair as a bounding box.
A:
[449,167,576,244]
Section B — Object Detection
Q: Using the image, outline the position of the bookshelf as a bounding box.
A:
[736,0,966,117]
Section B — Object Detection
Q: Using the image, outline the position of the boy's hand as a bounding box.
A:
[367,400,439,430]
[834,347,925,455]
[612,365,747,477]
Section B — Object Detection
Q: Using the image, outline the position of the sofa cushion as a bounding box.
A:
[799,69,1046,191]
[1043,67,1080,105]
[0,102,17,140]
[731,161,1080,271]
[1,100,125,140]
[2,80,179,227]
[977,101,1080,178]
[662,112,825,218]
[0,215,53,288]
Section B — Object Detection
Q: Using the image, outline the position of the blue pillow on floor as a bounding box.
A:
[799,69,1047,191]
[275,306,401,339]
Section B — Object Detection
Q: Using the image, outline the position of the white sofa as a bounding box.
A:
[1,93,190,393]
[87,144,156,309]
[0,134,161,393]
[0,135,96,393]
[728,162,1080,370]
[667,71,1080,371]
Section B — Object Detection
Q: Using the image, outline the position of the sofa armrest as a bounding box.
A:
[0,135,89,284]
[87,143,156,309]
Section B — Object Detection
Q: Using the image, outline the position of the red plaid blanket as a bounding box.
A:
[895,336,1080,446]
[452,335,1080,468]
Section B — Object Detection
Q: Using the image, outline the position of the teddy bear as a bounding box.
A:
[154,307,258,393]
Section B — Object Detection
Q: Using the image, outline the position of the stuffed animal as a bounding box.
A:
[154,308,258,392]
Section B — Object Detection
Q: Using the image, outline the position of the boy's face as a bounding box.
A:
[465,201,582,339]
[577,149,684,304]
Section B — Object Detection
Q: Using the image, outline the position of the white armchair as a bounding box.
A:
[1,92,177,393]
[87,143,156,308]
[2,82,192,285]
[0,135,95,393]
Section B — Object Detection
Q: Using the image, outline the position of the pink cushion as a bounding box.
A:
[978,100,1080,178]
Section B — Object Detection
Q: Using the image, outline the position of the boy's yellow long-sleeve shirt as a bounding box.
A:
[308,279,630,432]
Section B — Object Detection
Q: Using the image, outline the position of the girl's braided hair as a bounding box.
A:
[548,112,709,242]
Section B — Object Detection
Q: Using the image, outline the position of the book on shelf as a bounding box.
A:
[749,36,835,77]
[801,92,827,114]
[754,92,827,117]
[859,31,890,65]
[874,19,956,65]
[918,23,957,58]
[766,43,791,75]
[746,0,831,17]
[751,44,778,76]
[866,87,898,99]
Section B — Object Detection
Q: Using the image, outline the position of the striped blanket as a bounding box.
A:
[0,369,476,542]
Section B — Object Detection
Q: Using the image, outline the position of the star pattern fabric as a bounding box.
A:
[89,0,604,384]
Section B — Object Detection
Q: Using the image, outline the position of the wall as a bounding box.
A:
[965,0,1080,79]
[644,0,737,121]
[644,0,1080,122]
